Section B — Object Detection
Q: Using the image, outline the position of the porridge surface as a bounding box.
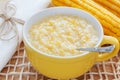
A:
[28,15,98,56]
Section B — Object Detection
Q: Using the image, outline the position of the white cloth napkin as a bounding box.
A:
[0,0,50,72]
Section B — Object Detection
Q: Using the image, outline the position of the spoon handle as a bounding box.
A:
[77,45,115,52]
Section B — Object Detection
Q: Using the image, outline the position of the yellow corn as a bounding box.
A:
[52,0,120,42]
[94,0,120,17]
[52,0,66,6]
[96,4,120,18]
[109,0,120,8]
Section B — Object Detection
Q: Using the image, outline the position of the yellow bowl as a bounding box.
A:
[23,7,119,79]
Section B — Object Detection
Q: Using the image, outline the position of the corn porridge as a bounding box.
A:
[28,15,98,56]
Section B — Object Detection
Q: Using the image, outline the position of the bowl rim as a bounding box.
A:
[23,7,103,59]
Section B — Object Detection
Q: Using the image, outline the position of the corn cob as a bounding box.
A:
[52,0,120,42]
[74,0,120,40]
[109,0,120,8]
[52,0,66,6]
[95,3,120,18]
[94,0,120,17]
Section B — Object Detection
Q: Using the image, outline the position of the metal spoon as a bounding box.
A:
[77,45,115,53]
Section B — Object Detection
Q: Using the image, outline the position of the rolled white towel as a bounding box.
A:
[0,0,50,72]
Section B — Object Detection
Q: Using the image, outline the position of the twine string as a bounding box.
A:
[0,1,24,41]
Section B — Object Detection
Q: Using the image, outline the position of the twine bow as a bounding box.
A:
[0,1,24,41]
